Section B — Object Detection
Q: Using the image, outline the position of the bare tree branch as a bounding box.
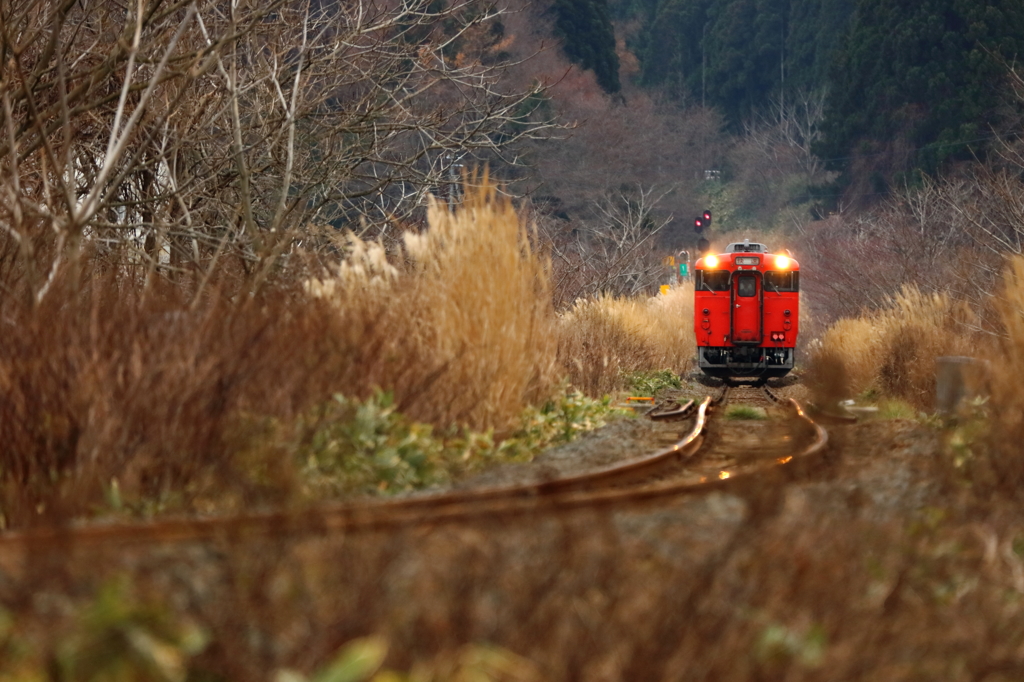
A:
[0,0,560,300]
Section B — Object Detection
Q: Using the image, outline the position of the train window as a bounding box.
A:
[697,270,730,291]
[764,271,799,292]
[737,275,756,297]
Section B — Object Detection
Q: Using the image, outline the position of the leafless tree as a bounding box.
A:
[743,89,828,178]
[802,173,1001,324]
[727,89,834,226]
[0,0,556,302]
[547,184,674,305]
[799,64,1024,326]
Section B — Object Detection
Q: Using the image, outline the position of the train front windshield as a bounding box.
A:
[764,271,799,292]
[737,275,756,297]
[697,270,730,291]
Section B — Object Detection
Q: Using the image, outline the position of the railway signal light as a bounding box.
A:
[697,237,710,254]
[703,210,712,226]
[694,217,704,233]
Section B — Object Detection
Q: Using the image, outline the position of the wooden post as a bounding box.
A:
[935,356,979,415]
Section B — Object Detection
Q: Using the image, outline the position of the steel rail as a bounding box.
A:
[204,394,828,529]
[648,398,695,421]
[0,398,710,550]
[761,384,784,404]
[0,395,828,552]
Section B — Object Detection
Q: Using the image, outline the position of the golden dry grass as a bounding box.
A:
[16,219,1024,682]
[557,283,695,396]
[977,256,1024,491]
[309,183,559,432]
[809,286,978,409]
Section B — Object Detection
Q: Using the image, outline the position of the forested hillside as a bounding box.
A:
[817,0,1024,196]
[534,0,1024,213]
[552,0,622,92]
[627,0,854,124]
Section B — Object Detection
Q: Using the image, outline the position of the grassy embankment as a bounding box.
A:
[558,285,694,397]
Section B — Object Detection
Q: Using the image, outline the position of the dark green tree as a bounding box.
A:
[816,0,1024,187]
[703,0,786,123]
[552,0,622,92]
[637,0,854,125]
[639,0,710,97]
[784,0,855,94]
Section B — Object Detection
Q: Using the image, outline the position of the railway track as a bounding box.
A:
[0,382,829,555]
[689,382,821,483]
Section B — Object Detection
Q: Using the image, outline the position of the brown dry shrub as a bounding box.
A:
[802,343,851,409]
[14,497,1020,681]
[557,283,694,396]
[0,276,366,526]
[0,182,564,527]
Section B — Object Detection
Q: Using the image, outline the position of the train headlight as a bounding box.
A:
[704,255,719,269]
[774,255,790,270]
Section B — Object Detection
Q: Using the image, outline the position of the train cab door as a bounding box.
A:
[731,272,762,344]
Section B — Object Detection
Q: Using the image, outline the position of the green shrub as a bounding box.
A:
[724,406,767,420]
[497,391,632,457]
[875,399,918,420]
[295,390,631,498]
[623,369,682,397]
[58,580,207,682]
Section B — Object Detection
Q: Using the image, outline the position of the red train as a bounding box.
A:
[693,240,799,378]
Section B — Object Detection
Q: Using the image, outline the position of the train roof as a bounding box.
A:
[695,241,799,269]
[724,240,768,253]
